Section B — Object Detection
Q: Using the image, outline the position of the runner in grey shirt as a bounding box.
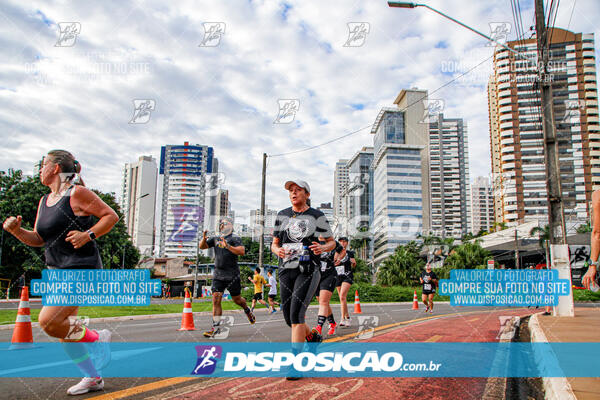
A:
[199,217,255,337]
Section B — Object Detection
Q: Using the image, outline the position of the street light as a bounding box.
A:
[387,2,526,60]
[122,192,150,269]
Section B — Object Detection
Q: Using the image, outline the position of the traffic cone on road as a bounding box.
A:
[10,287,34,350]
[177,288,195,331]
[412,290,419,310]
[353,290,362,314]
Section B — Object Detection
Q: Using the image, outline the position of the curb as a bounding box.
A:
[528,313,576,400]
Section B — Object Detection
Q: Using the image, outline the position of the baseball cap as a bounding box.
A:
[284,179,310,193]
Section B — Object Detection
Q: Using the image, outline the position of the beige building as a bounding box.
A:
[488,28,599,226]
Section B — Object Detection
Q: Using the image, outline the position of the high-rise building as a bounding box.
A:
[346,147,374,231]
[429,114,471,238]
[371,89,431,265]
[158,142,215,257]
[333,160,350,222]
[250,206,278,240]
[121,156,158,256]
[316,202,334,221]
[488,28,599,226]
[471,176,495,234]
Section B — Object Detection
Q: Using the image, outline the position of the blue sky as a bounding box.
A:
[1,0,599,226]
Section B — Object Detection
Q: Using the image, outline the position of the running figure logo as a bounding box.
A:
[191,345,222,375]
[344,22,370,47]
[274,99,300,124]
[355,316,379,340]
[129,99,156,124]
[487,22,511,46]
[55,22,81,47]
[169,206,202,242]
[199,22,226,47]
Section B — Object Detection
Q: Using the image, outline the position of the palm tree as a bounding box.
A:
[442,241,491,274]
[530,225,551,267]
[376,244,424,286]
[490,221,508,233]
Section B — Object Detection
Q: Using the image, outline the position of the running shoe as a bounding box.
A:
[305,328,323,343]
[314,325,322,335]
[327,322,337,336]
[270,308,277,314]
[343,318,351,327]
[425,305,430,313]
[203,326,221,338]
[89,329,112,371]
[67,377,104,395]
[339,319,348,327]
[245,308,256,324]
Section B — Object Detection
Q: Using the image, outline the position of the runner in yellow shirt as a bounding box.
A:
[248,267,270,312]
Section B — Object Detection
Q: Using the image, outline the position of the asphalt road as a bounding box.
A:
[0,303,595,399]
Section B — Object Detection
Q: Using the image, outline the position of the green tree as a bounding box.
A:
[353,257,372,284]
[530,225,551,265]
[490,221,508,233]
[576,222,591,234]
[376,241,424,286]
[0,170,48,281]
[439,241,491,278]
[0,169,140,283]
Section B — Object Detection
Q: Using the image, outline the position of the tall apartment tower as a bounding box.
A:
[488,28,599,226]
[429,114,471,238]
[158,142,215,257]
[470,176,495,234]
[371,89,430,265]
[121,156,158,256]
[346,147,375,233]
[333,160,350,221]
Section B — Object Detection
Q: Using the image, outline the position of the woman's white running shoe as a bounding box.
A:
[67,377,104,395]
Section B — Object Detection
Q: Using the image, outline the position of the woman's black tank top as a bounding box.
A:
[36,186,103,269]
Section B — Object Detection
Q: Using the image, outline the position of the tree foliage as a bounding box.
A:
[376,240,425,286]
[0,169,140,284]
[438,241,491,278]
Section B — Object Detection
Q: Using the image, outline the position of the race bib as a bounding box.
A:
[321,261,328,272]
[282,243,303,262]
[424,283,432,291]
[335,265,345,275]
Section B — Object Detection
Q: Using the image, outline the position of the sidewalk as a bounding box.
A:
[529,307,600,400]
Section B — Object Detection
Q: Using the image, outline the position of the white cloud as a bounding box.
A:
[1,0,599,224]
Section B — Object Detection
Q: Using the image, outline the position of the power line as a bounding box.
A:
[269,53,495,158]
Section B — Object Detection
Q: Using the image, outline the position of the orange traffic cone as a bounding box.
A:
[10,286,34,350]
[177,288,195,331]
[412,290,419,310]
[353,290,362,314]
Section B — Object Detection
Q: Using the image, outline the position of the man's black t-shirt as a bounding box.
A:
[320,241,344,274]
[273,207,333,270]
[206,234,243,280]
[421,270,438,292]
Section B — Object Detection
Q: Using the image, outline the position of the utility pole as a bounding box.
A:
[535,0,567,245]
[514,227,520,269]
[535,0,573,317]
[258,153,267,270]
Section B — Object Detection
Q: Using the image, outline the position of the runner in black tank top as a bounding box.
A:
[3,150,118,395]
